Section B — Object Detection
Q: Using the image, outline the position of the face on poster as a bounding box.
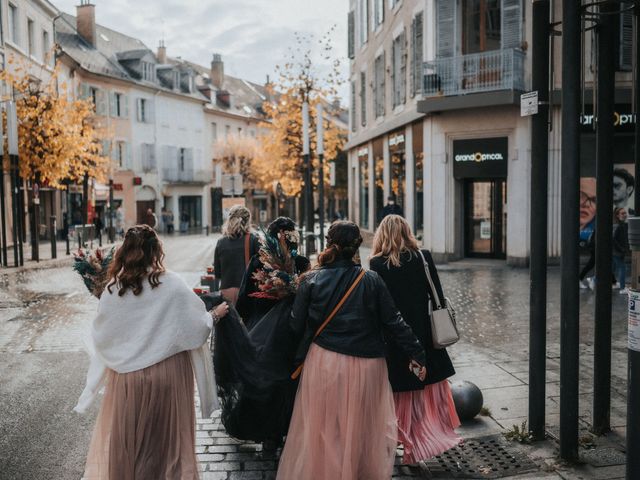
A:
[579,164,635,243]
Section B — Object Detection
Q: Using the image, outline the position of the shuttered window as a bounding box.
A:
[351,81,357,132]
[619,4,633,71]
[410,12,424,97]
[392,32,406,107]
[374,53,386,117]
[360,71,367,126]
[348,11,355,59]
[436,1,456,58]
[501,0,522,50]
[359,0,369,46]
[374,0,384,27]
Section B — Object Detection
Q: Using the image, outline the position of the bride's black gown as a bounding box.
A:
[205,255,309,442]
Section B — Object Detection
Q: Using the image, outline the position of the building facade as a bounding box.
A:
[347,0,634,266]
[0,0,60,253]
[55,2,265,234]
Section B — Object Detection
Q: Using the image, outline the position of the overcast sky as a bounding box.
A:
[54,0,349,99]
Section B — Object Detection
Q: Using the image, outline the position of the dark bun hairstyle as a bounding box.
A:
[317,221,362,266]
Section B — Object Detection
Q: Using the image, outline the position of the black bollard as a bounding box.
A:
[50,216,56,259]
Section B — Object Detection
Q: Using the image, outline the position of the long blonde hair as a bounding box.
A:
[222,205,251,238]
[371,214,420,267]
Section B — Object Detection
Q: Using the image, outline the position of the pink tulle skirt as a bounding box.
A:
[277,344,398,480]
[83,351,199,480]
[394,380,462,464]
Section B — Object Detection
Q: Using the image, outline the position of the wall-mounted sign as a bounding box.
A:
[357,147,369,157]
[389,134,405,147]
[113,183,123,191]
[453,137,508,179]
[580,105,636,132]
[521,91,539,117]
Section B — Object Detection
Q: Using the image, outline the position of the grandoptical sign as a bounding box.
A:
[453,137,508,179]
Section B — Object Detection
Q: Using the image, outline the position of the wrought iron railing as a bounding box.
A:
[162,168,213,184]
[423,48,525,97]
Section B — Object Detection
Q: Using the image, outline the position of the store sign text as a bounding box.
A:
[454,152,504,163]
[389,134,405,147]
[581,112,636,128]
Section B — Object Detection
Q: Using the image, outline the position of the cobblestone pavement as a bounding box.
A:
[0,237,630,479]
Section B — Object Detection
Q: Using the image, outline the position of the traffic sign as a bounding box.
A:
[521,91,539,117]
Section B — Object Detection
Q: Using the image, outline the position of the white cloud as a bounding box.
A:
[53,0,349,99]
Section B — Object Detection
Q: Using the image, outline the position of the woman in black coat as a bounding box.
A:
[370,214,461,466]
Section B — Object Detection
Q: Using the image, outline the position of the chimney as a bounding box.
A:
[157,40,167,64]
[211,53,224,89]
[76,1,96,47]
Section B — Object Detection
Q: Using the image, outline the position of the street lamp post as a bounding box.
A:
[317,103,325,251]
[0,104,8,267]
[7,101,23,267]
[302,101,314,255]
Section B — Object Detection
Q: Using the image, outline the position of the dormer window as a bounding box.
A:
[141,62,155,82]
[173,71,180,91]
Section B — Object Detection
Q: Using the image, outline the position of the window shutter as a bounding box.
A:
[348,11,355,59]
[125,142,131,169]
[380,52,387,115]
[436,1,455,58]
[109,92,116,117]
[122,94,129,118]
[79,83,91,100]
[351,81,357,132]
[96,89,107,116]
[400,29,407,104]
[360,71,366,126]
[147,98,155,123]
[149,144,156,170]
[619,6,633,71]
[501,0,522,49]
[136,98,143,122]
[411,13,424,97]
[391,37,397,107]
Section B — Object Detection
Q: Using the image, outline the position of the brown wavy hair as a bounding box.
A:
[317,221,363,267]
[371,214,420,267]
[106,224,166,296]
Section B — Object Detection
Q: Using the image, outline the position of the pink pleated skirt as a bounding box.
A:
[394,380,462,464]
[277,344,398,480]
[83,351,199,480]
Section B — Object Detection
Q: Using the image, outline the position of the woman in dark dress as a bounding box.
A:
[213,205,260,304]
[370,214,461,466]
[236,217,310,329]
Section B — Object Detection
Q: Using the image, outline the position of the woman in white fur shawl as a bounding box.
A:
[75,225,228,480]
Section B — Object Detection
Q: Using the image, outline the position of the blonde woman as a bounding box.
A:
[214,206,260,304]
[370,214,461,467]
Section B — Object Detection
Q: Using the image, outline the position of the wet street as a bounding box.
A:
[0,237,630,479]
[0,234,218,480]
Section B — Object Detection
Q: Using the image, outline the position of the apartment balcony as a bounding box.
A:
[418,49,526,114]
[162,168,213,185]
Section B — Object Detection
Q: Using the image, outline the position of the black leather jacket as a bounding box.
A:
[290,260,426,366]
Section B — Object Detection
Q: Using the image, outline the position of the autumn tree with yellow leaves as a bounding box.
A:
[213,133,262,191]
[0,59,111,188]
[255,29,346,198]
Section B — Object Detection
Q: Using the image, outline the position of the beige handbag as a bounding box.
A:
[418,251,460,349]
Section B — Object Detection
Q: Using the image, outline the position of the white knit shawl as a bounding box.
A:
[74,270,219,417]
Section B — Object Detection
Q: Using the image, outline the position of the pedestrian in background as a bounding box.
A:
[380,194,403,220]
[370,215,461,471]
[277,221,426,480]
[214,205,260,305]
[613,207,630,294]
[167,209,175,234]
[180,210,190,233]
[75,225,227,480]
[145,208,157,230]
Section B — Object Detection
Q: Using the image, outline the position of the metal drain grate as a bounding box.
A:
[423,434,539,479]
